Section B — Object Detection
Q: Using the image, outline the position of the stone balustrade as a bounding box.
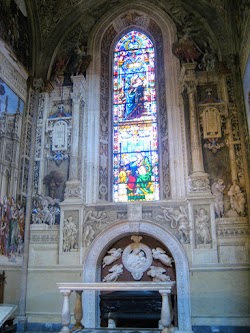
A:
[57,281,175,333]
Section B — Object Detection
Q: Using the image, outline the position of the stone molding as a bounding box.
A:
[82,220,193,332]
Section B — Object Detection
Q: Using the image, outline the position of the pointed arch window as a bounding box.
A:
[112,30,160,202]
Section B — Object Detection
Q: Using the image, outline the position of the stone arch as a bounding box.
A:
[83,220,193,333]
[84,1,187,204]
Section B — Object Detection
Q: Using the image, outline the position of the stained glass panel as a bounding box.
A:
[113,30,159,202]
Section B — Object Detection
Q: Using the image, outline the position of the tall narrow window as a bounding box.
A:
[113,30,160,202]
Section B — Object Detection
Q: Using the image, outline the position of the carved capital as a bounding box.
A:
[180,62,198,92]
[71,75,87,103]
[64,179,83,200]
[188,172,210,193]
[31,77,45,92]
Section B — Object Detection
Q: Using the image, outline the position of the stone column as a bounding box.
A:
[159,290,172,333]
[182,63,210,194]
[60,289,72,333]
[72,290,83,330]
[64,75,86,201]
[226,117,238,182]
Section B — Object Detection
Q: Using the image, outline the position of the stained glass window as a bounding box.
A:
[113,30,160,202]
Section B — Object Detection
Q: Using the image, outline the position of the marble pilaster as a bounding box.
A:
[181,63,210,194]
[64,75,86,202]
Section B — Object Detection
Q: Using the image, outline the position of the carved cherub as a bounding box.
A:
[152,247,173,267]
[103,264,123,282]
[102,248,123,268]
[147,266,171,282]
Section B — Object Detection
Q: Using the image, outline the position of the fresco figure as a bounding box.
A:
[211,179,226,217]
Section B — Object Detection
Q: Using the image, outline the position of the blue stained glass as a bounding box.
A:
[113,30,159,202]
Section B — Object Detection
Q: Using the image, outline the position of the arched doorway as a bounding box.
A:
[83,220,193,333]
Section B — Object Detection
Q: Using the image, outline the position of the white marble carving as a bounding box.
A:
[102,248,122,267]
[195,208,212,244]
[157,207,190,244]
[83,221,193,332]
[122,235,152,280]
[152,247,173,266]
[83,224,95,247]
[103,264,123,282]
[147,266,171,282]
[52,120,68,151]
[227,180,246,216]
[63,216,78,252]
[211,179,226,217]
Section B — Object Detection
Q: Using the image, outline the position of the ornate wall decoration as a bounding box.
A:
[194,207,212,246]
[217,226,250,237]
[112,11,150,33]
[156,206,190,244]
[99,24,117,201]
[63,214,78,252]
[83,221,192,332]
[101,235,174,283]
[82,210,114,247]
[122,235,153,280]
[35,0,82,46]
[226,73,247,186]
[30,230,59,243]
[46,107,72,165]
[64,179,83,199]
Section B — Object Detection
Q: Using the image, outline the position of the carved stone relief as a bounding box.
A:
[82,210,115,247]
[156,206,191,244]
[46,105,72,165]
[83,221,192,331]
[101,235,174,283]
[62,212,79,252]
[122,236,153,280]
[194,207,212,247]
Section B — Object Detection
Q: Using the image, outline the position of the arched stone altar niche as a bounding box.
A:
[83,220,193,333]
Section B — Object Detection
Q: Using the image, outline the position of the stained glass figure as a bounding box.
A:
[113,30,159,202]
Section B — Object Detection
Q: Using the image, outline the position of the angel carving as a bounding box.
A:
[102,248,123,268]
[103,264,123,282]
[152,247,173,267]
[147,266,171,282]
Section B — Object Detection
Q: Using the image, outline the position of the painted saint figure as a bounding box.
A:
[124,75,145,120]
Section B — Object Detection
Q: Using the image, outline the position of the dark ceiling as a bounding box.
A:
[0,0,248,81]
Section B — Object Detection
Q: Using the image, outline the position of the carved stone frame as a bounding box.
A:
[83,220,193,333]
